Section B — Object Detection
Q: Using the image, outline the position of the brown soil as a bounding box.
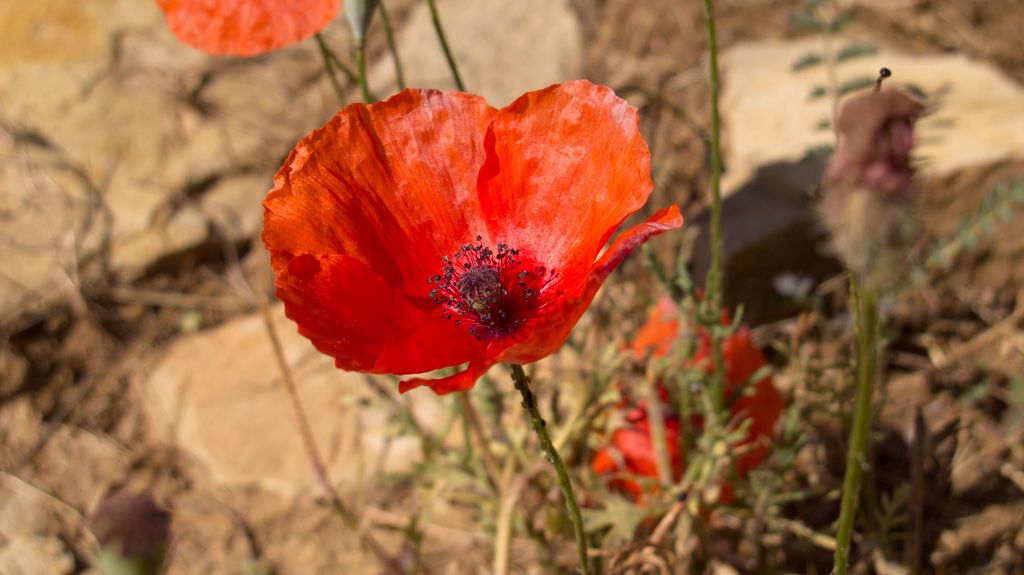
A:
[2,0,1024,574]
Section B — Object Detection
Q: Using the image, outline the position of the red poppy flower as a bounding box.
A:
[591,416,683,502]
[157,0,340,56]
[629,296,680,359]
[263,81,682,395]
[592,298,784,501]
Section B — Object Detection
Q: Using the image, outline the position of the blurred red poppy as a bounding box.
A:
[157,0,340,56]
[263,81,682,395]
[592,298,784,502]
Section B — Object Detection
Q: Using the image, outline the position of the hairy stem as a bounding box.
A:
[833,280,878,574]
[509,364,591,575]
[426,0,465,91]
[701,0,727,414]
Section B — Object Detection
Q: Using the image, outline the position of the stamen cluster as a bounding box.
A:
[429,236,551,340]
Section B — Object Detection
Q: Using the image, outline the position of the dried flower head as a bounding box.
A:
[819,72,925,285]
[825,86,924,196]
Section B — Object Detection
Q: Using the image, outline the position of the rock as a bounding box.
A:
[0,475,77,575]
[687,39,1024,322]
[370,0,584,106]
[688,158,840,325]
[139,303,447,496]
[0,536,75,575]
[0,0,346,328]
[878,373,931,437]
[720,37,1024,194]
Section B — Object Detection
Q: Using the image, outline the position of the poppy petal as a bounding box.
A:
[477,80,655,280]
[499,206,683,363]
[264,89,497,295]
[275,253,485,375]
[398,360,495,395]
[630,297,681,359]
[157,0,340,56]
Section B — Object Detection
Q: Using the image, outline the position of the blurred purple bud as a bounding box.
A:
[90,489,171,575]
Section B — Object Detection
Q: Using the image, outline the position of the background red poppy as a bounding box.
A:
[157,0,340,56]
[593,298,785,502]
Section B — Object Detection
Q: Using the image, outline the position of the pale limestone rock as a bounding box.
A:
[721,38,1024,194]
[0,475,77,575]
[139,303,445,495]
[0,536,75,575]
[370,0,584,107]
[0,0,344,325]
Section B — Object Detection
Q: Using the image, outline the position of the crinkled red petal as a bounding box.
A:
[157,0,340,56]
[499,206,683,364]
[275,254,485,375]
[477,80,656,285]
[397,360,496,395]
[264,90,499,377]
[264,89,497,292]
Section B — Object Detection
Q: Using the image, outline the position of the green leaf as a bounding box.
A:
[583,497,655,546]
[792,52,824,71]
[829,11,855,33]
[836,41,877,62]
[803,143,834,160]
[790,12,823,31]
[838,76,876,96]
[809,85,827,99]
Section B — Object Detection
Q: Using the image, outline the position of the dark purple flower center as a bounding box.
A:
[429,236,553,341]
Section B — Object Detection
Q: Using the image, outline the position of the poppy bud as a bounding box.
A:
[345,0,379,40]
[90,490,171,575]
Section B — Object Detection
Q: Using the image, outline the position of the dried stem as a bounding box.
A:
[426,0,465,91]
[700,0,727,414]
[314,33,348,106]
[509,364,591,575]
[457,391,502,488]
[493,458,524,575]
[378,0,406,90]
[257,293,405,574]
[833,278,878,574]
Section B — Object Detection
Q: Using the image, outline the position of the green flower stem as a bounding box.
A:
[645,364,673,485]
[314,33,347,106]
[833,279,879,574]
[426,0,465,91]
[378,0,406,90]
[509,364,591,575]
[355,37,375,103]
[701,0,727,415]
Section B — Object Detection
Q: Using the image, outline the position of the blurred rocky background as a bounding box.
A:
[2,0,1024,573]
